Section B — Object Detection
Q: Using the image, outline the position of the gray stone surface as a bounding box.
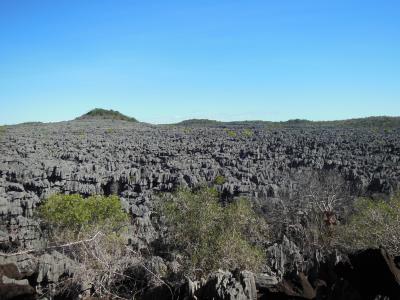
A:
[1,120,399,252]
[0,119,400,298]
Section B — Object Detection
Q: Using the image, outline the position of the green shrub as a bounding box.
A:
[338,192,400,255]
[159,187,267,278]
[39,194,129,237]
[38,194,134,297]
[213,175,226,185]
[105,128,115,134]
[183,127,192,134]
[225,129,237,138]
[242,128,254,137]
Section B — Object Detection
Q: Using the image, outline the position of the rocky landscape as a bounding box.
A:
[1,111,400,299]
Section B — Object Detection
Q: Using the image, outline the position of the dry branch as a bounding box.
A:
[0,231,104,257]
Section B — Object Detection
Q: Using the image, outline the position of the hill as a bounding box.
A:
[76,108,138,122]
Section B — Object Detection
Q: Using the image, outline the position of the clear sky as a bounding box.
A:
[0,1,399,124]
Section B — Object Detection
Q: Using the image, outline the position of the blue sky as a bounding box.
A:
[0,0,399,124]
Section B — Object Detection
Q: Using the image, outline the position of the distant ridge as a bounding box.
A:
[10,112,398,128]
[76,108,138,122]
[175,116,400,128]
[176,119,222,126]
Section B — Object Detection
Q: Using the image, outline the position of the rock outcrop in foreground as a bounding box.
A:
[0,117,400,299]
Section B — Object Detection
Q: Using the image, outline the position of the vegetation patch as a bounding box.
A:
[38,194,135,298]
[39,194,128,234]
[183,127,192,134]
[225,129,237,138]
[338,192,400,255]
[213,175,226,185]
[159,187,267,278]
[242,128,254,137]
[105,128,115,134]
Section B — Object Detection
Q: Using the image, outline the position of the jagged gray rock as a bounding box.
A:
[189,270,257,300]
[2,120,399,250]
[0,119,399,298]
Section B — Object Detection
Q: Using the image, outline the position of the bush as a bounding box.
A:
[38,194,137,298]
[39,194,128,237]
[338,193,400,255]
[213,175,226,185]
[159,187,267,278]
[225,129,237,138]
[105,128,115,134]
[183,127,192,134]
[242,128,254,137]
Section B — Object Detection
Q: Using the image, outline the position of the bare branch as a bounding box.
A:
[0,231,104,257]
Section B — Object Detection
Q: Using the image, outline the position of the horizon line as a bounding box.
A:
[2,113,400,127]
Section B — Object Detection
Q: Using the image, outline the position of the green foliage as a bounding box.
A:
[183,127,192,134]
[38,194,135,297]
[338,193,400,255]
[226,129,237,138]
[159,187,267,278]
[242,128,254,137]
[214,175,226,185]
[105,128,115,134]
[39,194,129,237]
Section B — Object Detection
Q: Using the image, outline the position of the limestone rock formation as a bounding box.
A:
[0,118,399,299]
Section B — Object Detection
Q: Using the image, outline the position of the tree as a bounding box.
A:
[302,170,351,228]
[265,170,352,257]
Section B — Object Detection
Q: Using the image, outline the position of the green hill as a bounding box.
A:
[77,108,138,122]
